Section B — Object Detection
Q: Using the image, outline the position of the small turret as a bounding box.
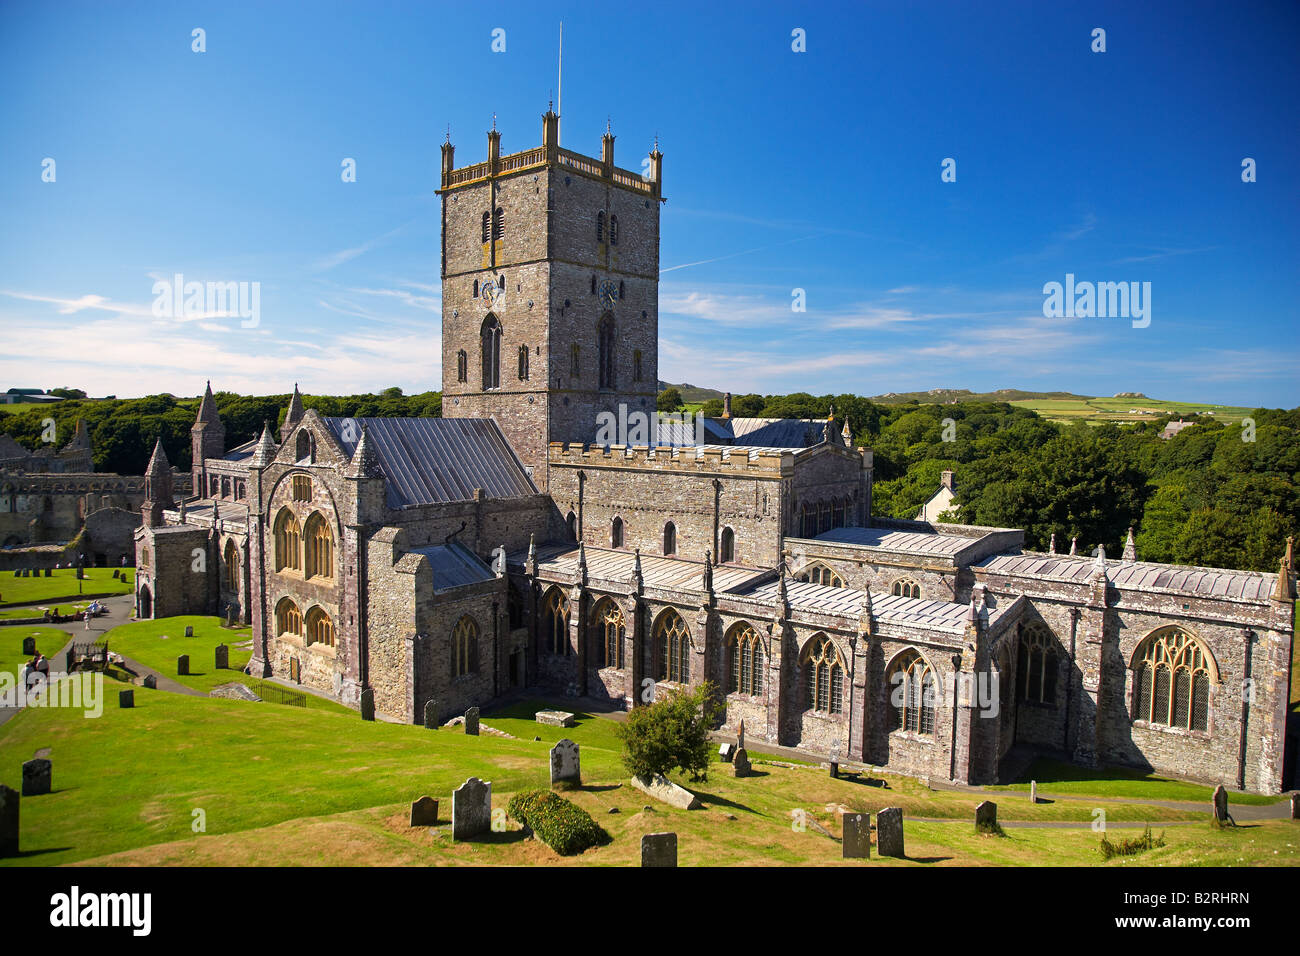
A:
[280,384,305,443]
[249,421,278,468]
[142,438,173,528]
[345,423,381,478]
[1048,533,1057,555]
[191,381,226,493]
[1122,527,1137,562]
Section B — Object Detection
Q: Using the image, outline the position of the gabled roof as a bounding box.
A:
[731,577,971,633]
[724,417,828,447]
[811,525,982,557]
[0,435,31,459]
[321,417,537,508]
[977,552,1277,602]
[408,541,496,592]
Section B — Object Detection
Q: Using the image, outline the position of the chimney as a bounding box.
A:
[941,470,955,492]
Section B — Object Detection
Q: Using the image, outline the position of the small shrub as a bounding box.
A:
[507,789,609,856]
[616,680,721,782]
[1099,824,1166,860]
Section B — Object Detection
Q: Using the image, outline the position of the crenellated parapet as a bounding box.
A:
[547,441,793,477]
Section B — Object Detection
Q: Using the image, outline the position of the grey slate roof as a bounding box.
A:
[321,417,537,508]
[725,417,827,447]
[408,542,496,592]
[978,552,1277,602]
[733,578,971,633]
[812,526,982,556]
[222,438,259,463]
[508,544,770,592]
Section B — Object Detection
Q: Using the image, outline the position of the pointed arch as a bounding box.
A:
[886,648,936,734]
[802,634,844,714]
[1131,626,1216,731]
[719,526,735,564]
[303,511,334,580]
[273,508,301,572]
[275,596,303,638]
[610,515,624,548]
[592,597,625,669]
[890,577,922,600]
[305,605,334,647]
[663,521,676,556]
[452,614,479,677]
[481,314,501,389]
[798,561,843,588]
[224,539,239,591]
[726,621,764,696]
[655,608,690,683]
[1017,621,1059,705]
[542,587,570,656]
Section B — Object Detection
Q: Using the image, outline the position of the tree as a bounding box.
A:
[616,681,721,782]
[656,387,683,412]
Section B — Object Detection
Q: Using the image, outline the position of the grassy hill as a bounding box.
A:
[867,388,1255,425]
[658,381,725,404]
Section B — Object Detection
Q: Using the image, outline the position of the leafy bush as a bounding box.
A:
[615,680,721,782]
[1099,824,1166,860]
[506,790,608,856]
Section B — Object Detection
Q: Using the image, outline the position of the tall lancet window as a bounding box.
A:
[481,315,501,390]
[598,314,616,389]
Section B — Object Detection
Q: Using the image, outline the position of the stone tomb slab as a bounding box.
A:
[876,806,905,858]
[550,738,581,786]
[452,777,492,840]
[535,710,575,728]
[718,743,735,763]
[631,773,701,810]
[410,796,439,827]
[641,831,677,867]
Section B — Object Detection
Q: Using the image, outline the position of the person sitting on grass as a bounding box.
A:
[26,652,49,691]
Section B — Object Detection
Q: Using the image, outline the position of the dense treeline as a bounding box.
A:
[0,387,441,475]
[697,392,1298,573]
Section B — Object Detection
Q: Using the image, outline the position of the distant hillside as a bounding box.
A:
[869,388,1089,404]
[657,381,725,403]
[867,388,1252,425]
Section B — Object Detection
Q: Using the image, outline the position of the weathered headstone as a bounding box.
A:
[733,747,752,778]
[842,812,870,859]
[1291,793,1299,820]
[410,796,439,827]
[718,742,735,763]
[424,699,438,729]
[11,570,19,577]
[737,718,746,751]
[464,706,480,736]
[876,806,905,858]
[550,738,580,786]
[143,675,157,690]
[0,784,17,857]
[119,690,134,709]
[226,606,236,627]
[22,759,51,797]
[360,687,375,721]
[1212,785,1228,822]
[641,831,677,867]
[452,777,491,840]
[1029,780,1037,804]
[177,655,190,676]
[112,570,120,580]
[43,568,51,577]
[829,761,839,779]
[975,800,997,831]
[184,625,194,637]
[22,637,35,655]
[214,644,228,670]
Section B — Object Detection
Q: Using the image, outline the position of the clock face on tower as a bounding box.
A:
[598,279,617,308]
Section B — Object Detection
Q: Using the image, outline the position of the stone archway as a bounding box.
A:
[137,585,153,619]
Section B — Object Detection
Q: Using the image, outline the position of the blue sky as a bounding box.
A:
[1,0,1297,407]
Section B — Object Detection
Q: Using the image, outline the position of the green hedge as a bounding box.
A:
[507,790,608,856]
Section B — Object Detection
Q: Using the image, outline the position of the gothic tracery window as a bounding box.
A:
[803,635,844,714]
[891,577,922,599]
[889,649,936,734]
[656,609,690,684]
[274,509,301,572]
[303,512,334,580]
[597,600,625,669]
[798,562,843,587]
[727,623,764,696]
[305,606,335,647]
[543,588,570,656]
[275,597,302,638]
[452,615,479,677]
[1017,622,1058,705]
[1132,627,1213,732]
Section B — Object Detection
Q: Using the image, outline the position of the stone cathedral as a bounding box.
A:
[135,110,1296,794]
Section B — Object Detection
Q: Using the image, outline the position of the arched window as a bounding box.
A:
[224,540,239,591]
[663,522,676,556]
[611,516,624,548]
[803,635,844,714]
[891,577,922,600]
[492,206,505,240]
[798,562,843,587]
[1017,622,1058,705]
[1132,626,1214,731]
[452,615,479,677]
[596,600,625,669]
[140,545,150,568]
[292,474,312,501]
[609,215,619,246]
[456,349,468,383]
[719,527,735,564]
[656,609,690,684]
[727,623,764,696]
[473,279,479,297]
[888,650,936,734]
[481,315,501,389]
[274,509,301,572]
[542,589,570,656]
[305,606,334,647]
[566,511,577,541]
[518,344,529,380]
[221,476,230,499]
[295,430,314,463]
[303,512,334,580]
[598,314,616,389]
[596,210,605,243]
[275,597,302,638]
[210,476,220,496]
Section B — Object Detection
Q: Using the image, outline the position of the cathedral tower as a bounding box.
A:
[437,110,664,488]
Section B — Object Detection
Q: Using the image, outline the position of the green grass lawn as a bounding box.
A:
[0,626,74,679]
[0,568,133,607]
[993,757,1284,805]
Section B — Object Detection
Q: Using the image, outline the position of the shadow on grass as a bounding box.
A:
[686,787,756,815]
[7,846,75,859]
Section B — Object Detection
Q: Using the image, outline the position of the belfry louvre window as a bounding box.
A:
[803,635,844,714]
[452,615,479,677]
[1017,622,1058,704]
[492,207,505,240]
[889,650,936,734]
[1131,627,1213,732]
[596,210,606,242]
[609,215,619,245]
[543,589,570,656]
[518,344,529,380]
[481,211,491,243]
[457,349,468,383]
[727,624,764,696]
[657,610,690,684]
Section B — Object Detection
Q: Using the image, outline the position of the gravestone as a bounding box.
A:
[424,699,438,729]
[737,718,746,751]
[214,644,228,670]
[360,688,375,722]
[410,796,439,827]
[21,569,29,577]
[43,568,51,577]
[177,655,190,676]
[1212,785,1228,822]
[464,706,480,736]
[112,570,119,580]
[829,761,839,779]
[718,742,735,763]
[22,637,35,655]
[876,807,905,858]
[184,625,194,637]
[733,747,752,778]
[641,832,677,867]
[1291,793,1299,820]
[0,784,17,857]
[143,675,157,690]
[226,607,236,627]
[22,758,51,797]
[842,812,870,859]
[975,800,997,831]
[550,738,580,786]
[12,570,18,577]
[452,777,491,840]
[535,710,574,727]
[119,690,134,709]
[1029,780,1037,804]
